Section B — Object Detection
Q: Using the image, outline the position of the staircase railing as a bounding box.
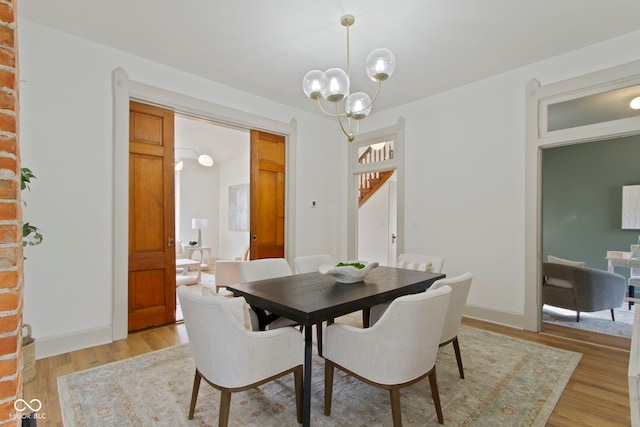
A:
[358,144,394,207]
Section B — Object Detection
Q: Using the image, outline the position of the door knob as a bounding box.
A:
[168,237,174,247]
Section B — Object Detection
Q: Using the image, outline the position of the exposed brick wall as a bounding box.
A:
[0,0,21,425]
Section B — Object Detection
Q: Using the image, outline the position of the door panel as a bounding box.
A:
[128,101,176,331]
[250,130,285,259]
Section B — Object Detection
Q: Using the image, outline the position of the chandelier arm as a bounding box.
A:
[357,81,382,113]
[335,103,353,140]
[316,97,347,118]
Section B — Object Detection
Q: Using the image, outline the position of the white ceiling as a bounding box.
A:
[19,1,640,158]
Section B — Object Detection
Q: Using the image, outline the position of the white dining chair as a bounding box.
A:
[214,260,242,293]
[177,285,303,426]
[428,272,473,378]
[396,253,445,273]
[324,285,452,426]
[294,254,335,274]
[238,258,299,330]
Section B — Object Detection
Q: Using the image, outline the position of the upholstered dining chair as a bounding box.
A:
[368,253,446,327]
[177,286,303,426]
[324,285,452,426]
[213,260,242,293]
[238,258,299,331]
[428,272,473,379]
[293,254,335,274]
[396,253,445,273]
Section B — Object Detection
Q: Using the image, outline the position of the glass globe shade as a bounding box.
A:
[347,92,372,120]
[365,48,396,82]
[302,70,324,99]
[320,68,349,102]
[198,154,214,167]
[631,96,640,110]
[174,160,184,171]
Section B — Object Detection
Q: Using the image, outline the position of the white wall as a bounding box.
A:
[361,29,640,325]
[176,159,220,254]
[18,19,342,357]
[218,153,250,260]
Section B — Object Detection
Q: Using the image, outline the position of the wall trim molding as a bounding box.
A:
[524,60,640,332]
[463,304,524,330]
[112,67,295,341]
[35,325,113,360]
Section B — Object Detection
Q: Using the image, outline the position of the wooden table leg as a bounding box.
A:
[303,325,312,427]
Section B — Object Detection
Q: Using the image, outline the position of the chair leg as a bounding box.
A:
[576,311,580,322]
[316,323,323,357]
[452,336,465,379]
[389,386,403,427]
[611,308,616,322]
[219,389,232,427]
[324,360,334,416]
[428,367,444,424]
[294,366,303,424]
[188,369,202,420]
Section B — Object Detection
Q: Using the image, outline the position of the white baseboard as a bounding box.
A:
[463,304,525,330]
[34,325,113,360]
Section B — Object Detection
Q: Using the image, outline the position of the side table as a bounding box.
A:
[181,244,212,270]
[176,258,202,286]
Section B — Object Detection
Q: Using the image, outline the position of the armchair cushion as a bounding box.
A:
[546,255,585,288]
[547,255,585,267]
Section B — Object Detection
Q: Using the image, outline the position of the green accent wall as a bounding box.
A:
[542,135,640,276]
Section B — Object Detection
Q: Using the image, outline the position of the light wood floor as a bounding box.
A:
[23,319,631,427]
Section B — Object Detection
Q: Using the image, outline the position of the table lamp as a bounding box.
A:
[191,218,208,247]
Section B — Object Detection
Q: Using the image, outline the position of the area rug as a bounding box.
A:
[58,325,580,426]
[543,302,635,339]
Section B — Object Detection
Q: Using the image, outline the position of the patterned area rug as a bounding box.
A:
[543,302,634,338]
[58,325,580,426]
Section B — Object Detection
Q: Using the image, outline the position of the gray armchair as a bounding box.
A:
[542,262,626,322]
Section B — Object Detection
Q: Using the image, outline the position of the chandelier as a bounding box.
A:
[302,15,396,142]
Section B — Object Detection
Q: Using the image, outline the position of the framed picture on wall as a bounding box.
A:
[229,183,249,231]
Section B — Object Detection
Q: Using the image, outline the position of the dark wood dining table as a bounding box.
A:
[226,265,445,427]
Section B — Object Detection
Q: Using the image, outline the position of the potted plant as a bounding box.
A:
[20,167,43,384]
[21,167,43,247]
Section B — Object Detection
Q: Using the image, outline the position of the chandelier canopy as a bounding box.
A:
[302,15,396,142]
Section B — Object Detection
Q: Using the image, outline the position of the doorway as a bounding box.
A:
[113,68,296,340]
[347,119,405,262]
[357,170,397,265]
[524,60,640,333]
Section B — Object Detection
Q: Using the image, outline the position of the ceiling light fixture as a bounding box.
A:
[630,96,640,110]
[175,148,214,168]
[302,15,396,143]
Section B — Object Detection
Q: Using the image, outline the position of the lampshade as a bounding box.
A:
[365,48,396,82]
[302,70,324,99]
[347,92,372,120]
[198,154,214,167]
[320,68,349,102]
[631,96,640,110]
[192,218,208,229]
